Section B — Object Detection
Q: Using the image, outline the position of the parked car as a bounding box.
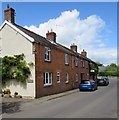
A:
[79,80,98,91]
[97,77,109,86]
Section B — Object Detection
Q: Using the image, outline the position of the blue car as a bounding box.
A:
[79,80,98,91]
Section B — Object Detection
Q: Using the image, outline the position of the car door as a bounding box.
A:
[90,80,96,89]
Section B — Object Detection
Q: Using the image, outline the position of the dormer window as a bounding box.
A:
[45,47,51,61]
[65,54,69,64]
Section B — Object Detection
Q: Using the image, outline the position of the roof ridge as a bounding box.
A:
[15,24,46,40]
[13,23,95,63]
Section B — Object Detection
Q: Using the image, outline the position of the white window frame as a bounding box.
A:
[65,73,69,83]
[81,60,84,68]
[45,47,51,61]
[44,72,52,86]
[57,72,60,83]
[76,73,78,82]
[65,54,69,64]
[75,57,78,66]
[86,62,89,69]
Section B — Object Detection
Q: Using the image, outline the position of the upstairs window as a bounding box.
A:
[86,62,89,69]
[75,57,78,66]
[80,60,84,68]
[65,54,69,64]
[45,47,51,61]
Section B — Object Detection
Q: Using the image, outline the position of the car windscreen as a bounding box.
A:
[81,81,90,84]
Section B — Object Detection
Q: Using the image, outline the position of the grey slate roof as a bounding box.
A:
[15,24,96,64]
[15,24,49,44]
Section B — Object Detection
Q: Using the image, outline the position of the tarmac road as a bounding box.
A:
[2,78,117,118]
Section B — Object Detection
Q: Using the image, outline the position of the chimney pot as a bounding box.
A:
[7,4,10,8]
[70,43,77,52]
[81,49,87,57]
[46,30,56,43]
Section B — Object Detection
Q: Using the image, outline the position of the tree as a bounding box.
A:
[98,63,118,77]
[95,62,103,67]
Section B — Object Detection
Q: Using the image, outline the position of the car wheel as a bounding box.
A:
[92,87,95,91]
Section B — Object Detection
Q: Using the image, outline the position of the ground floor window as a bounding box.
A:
[65,73,69,83]
[76,73,78,82]
[57,72,60,83]
[43,72,52,86]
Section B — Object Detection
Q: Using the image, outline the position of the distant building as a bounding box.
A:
[98,66,108,72]
[0,6,97,98]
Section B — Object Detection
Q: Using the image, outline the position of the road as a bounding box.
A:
[3,78,117,118]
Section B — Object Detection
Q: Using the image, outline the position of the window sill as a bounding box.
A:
[65,63,69,66]
[65,81,69,84]
[44,60,51,63]
[44,84,52,87]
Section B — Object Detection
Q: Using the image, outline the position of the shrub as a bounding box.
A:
[3,88,11,94]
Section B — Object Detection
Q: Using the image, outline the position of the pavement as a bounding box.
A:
[1,88,79,114]
[2,88,78,103]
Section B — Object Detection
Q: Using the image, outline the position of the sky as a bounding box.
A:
[1,2,117,65]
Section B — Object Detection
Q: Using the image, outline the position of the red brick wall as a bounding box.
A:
[35,43,81,98]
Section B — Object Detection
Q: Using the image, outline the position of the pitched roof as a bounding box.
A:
[0,21,34,42]
[15,24,49,44]
[16,24,96,64]
[1,21,96,64]
[15,23,77,56]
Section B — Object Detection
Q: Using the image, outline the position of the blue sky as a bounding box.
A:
[2,2,117,65]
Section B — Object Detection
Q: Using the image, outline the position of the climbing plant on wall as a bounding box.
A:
[1,54,33,85]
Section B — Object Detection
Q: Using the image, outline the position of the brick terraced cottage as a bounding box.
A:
[0,6,97,98]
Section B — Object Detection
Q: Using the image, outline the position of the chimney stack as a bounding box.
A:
[4,5,15,24]
[70,43,77,52]
[46,29,56,43]
[81,49,87,57]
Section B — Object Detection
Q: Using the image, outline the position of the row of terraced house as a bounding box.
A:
[0,6,97,98]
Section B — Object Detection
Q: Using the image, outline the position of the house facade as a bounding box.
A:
[0,6,97,98]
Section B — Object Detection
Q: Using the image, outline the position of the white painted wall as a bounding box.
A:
[1,24,36,98]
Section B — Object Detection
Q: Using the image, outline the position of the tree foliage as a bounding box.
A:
[95,62,103,67]
[98,63,119,77]
[1,54,32,85]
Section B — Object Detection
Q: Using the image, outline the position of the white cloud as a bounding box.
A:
[24,9,117,65]
[88,48,117,65]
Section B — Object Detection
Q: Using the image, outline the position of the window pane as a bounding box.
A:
[49,73,52,84]
[45,47,51,61]
[46,73,48,84]
[76,73,78,81]
[66,73,69,82]
[65,54,68,64]
[75,57,78,66]
[57,72,60,82]
[43,73,45,84]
